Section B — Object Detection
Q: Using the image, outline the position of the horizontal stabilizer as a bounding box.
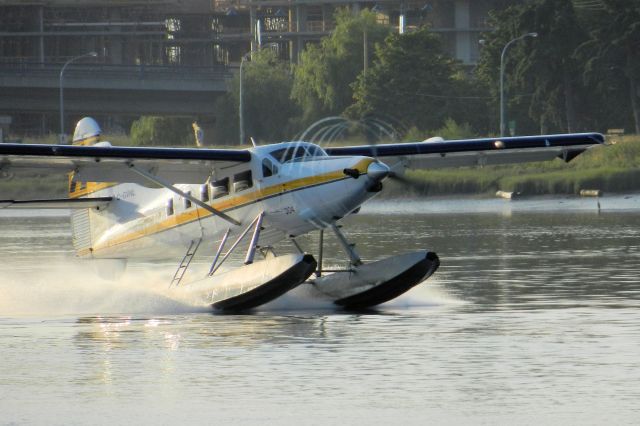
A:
[0,197,112,209]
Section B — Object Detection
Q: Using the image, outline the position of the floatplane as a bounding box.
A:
[0,117,604,310]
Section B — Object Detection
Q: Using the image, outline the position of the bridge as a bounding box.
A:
[0,62,233,117]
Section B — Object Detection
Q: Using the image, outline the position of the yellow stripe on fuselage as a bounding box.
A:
[73,136,100,146]
[69,180,117,198]
[88,158,373,255]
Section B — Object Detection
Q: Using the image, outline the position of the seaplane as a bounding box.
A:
[0,117,604,311]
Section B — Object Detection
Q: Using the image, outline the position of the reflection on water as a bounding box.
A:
[1,196,640,424]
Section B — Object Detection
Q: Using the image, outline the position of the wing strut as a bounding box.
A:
[127,162,241,226]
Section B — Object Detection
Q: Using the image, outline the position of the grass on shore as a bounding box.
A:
[401,135,640,196]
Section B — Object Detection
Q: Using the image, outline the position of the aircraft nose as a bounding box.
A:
[367,161,390,181]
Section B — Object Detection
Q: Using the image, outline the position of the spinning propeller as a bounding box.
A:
[298,116,430,194]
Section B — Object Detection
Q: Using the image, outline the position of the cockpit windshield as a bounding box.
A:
[269,144,326,164]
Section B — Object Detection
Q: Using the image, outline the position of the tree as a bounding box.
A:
[130,116,193,146]
[348,28,481,133]
[577,0,640,134]
[211,49,297,144]
[477,0,589,134]
[291,8,390,125]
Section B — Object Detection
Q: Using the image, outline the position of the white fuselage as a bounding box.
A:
[78,142,382,260]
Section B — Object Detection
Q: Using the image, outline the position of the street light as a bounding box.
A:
[239,51,252,146]
[499,32,537,136]
[59,51,98,144]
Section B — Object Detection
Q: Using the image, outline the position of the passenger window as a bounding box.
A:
[262,158,278,178]
[211,177,229,199]
[184,191,192,209]
[166,198,174,216]
[233,170,253,192]
[200,184,209,202]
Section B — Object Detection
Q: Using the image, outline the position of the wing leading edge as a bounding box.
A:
[0,143,252,184]
[325,133,605,171]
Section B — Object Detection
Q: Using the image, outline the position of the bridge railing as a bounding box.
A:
[0,61,232,81]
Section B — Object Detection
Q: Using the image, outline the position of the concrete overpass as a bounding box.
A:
[0,62,233,116]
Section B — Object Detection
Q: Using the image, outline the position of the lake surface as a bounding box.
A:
[1,195,640,425]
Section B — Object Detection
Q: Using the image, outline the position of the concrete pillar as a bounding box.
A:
[38,6,44,64]
[321,4,329,31]
[295,5,308,62]
[454,0,471,64]
[250,6,257,52]
[109,9,124,64]
[289,7,295,62]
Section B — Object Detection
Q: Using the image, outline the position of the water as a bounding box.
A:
[1,195,640,425]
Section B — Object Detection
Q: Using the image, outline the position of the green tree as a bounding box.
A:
[349,28,480,133]
[291,8,390,125]
[212,48,297,144]
[477,0,589,134]
[577,0,640,134]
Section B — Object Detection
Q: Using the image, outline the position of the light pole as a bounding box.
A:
[59,51,97,144]
[239,51,252,146]
[500,32,537,136]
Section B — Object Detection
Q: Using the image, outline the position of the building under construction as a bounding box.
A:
[0,0,509,137]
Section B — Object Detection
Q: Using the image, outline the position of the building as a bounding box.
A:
[0,0,513,136]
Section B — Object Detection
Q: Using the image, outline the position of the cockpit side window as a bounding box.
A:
[270,145,317,163]
[270,147,292,163]
[306,145,326,157]
[262,158,278,178]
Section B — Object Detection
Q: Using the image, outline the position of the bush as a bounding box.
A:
[130,116,193,146]
[433,118,477,140]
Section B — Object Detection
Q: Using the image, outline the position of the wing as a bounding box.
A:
[0,143,251,185]
[0,197,112,209]
[325,133,605,173]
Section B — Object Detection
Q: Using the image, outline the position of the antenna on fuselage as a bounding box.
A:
[250,137,258,147]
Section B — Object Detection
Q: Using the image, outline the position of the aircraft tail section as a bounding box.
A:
[67,117,118,258]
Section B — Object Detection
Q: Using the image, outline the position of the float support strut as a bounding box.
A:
[209,212,264,276]
[331,224,362,266]
[208,229,230,276]
[316,229,324,277]
[244,211,265,265]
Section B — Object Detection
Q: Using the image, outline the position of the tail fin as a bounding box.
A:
[71,117,102,146]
